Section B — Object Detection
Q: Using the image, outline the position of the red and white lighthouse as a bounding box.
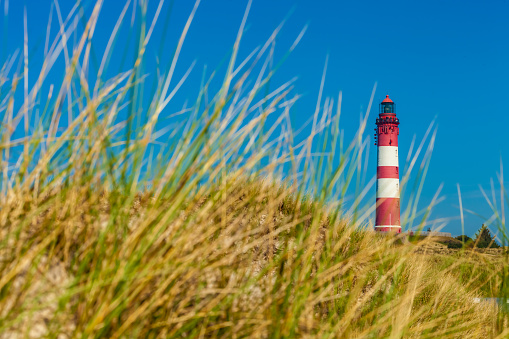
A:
[374,95,401,233]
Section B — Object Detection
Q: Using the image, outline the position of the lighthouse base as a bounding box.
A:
[375,226,402,233]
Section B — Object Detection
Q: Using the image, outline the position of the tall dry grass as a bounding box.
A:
[0,0,507,337]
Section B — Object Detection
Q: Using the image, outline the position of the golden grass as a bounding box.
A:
[0,0,507,337]
[0,177,504,338]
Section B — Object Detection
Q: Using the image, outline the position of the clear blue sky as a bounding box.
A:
[2,0,509,237]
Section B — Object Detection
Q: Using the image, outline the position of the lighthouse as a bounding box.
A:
[374,95,401,233]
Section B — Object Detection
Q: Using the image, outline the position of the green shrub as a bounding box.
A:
[447,242,463,249]
[455,235,472,243]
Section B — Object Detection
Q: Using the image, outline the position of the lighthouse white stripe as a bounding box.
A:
[377,146,399,167]
[377,178,400,198]
[374,225,401,228]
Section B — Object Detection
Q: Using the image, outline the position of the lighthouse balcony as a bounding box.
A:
[376,117,399,125]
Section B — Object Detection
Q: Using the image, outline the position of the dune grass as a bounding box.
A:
[0,0,508,337]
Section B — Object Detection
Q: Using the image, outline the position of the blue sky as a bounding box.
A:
[2,0,509,237]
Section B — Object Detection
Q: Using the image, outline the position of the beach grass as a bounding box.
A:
[0,0,507,337]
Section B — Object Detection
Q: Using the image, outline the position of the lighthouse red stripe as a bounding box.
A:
[377,133,398,146]
[377,166,399,179]
[375,198,401,226]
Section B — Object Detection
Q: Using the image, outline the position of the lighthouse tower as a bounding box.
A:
[374,95,401,233]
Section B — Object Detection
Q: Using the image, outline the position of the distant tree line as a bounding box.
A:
[449,224,500,249]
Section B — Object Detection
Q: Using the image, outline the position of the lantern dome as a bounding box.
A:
[381,95,393,103]
[380,95,395,114]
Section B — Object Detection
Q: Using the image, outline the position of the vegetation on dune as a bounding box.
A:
[0,178,504,338]
[456,235,473,244]
[445,227,501,249]
[475,225,501,249]
[0,0,508,338]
